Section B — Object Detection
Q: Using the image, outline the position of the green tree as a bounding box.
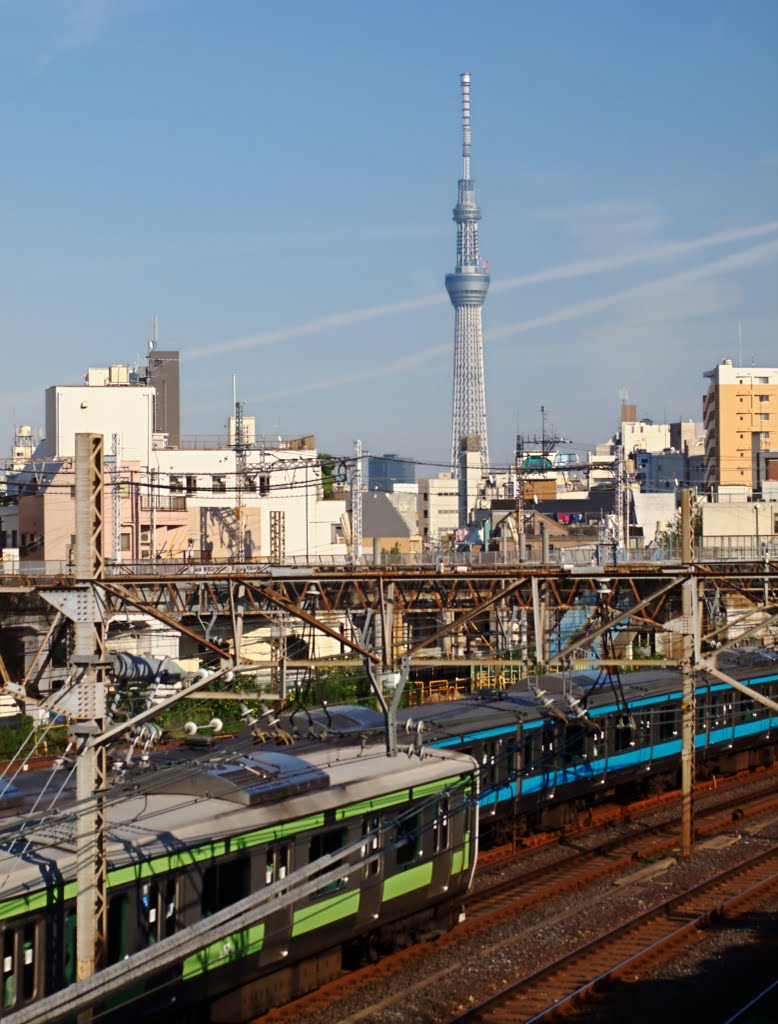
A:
[320,454,338,499]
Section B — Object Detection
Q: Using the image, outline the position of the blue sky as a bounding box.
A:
[1,0,776,468]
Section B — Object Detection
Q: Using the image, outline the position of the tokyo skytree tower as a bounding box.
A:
[446,72,490,474]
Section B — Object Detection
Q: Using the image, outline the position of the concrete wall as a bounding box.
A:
[702,500,778,538]
[45,384,153,463]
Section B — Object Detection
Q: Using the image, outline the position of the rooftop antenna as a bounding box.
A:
[738,321,742,367]
[148,314,158,353]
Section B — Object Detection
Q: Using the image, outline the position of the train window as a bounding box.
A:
[202,858,249,917]
[309,828,346,863]
[3,930,15,1009]
[506,738,520,777]
[523,732,536,770]
[636,719,651,746]
[140,880,177,945]
[565,725,587,760]
[483,740,501,787]
[163,878,177,938]
[361,817,380,878]
[658,708,676,741]
[21,924,35,1002]
[265,846,291,885]
[107,894,128,964]
[141,882,159,946]
[734,696,753,723]
[310,828,347,895]
[614,716,633,753]
[696,697,707,732]
[541,725,555,755]
[396,812,421,867]
[433,799,450,853]
[710,693,728,727]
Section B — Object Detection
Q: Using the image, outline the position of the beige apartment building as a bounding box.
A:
[703,360,778,494]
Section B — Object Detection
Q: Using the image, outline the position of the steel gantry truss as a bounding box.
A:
[8,561,773,675]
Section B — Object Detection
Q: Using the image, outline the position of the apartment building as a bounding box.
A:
[703,361,778,495]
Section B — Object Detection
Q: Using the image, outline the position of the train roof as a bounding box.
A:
[0,741,475,902]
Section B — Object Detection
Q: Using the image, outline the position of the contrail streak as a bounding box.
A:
[198,237,777,407]
[188,220,778,359]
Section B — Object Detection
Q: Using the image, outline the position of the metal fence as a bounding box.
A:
[1,535,775,577]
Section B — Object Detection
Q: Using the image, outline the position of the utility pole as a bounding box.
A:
[270,510,285,564]
[680,487,697,858]
[514,434,526,563]
[614,444,625,562]
[73,434,108,983]
[233,375,246,564]
[352,440,362,564]
[110,434,121,564]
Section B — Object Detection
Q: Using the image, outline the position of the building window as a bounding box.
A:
[759,413,770,421]
[756,376,769,384]
[185,475,197,494]
[212,475,226,493]
[758,394,769,403]
[169,476,183,493]
[120,534,131,552]
[258,475,270,496]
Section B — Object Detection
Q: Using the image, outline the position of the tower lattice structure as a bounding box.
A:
[446,72,490,474]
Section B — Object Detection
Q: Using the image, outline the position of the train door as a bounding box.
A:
[139,877,179,946]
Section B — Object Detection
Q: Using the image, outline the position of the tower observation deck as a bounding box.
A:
[446,72,490,474]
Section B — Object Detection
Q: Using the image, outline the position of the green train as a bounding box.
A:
[0,740,478,1022]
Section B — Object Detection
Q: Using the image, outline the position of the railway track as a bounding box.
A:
[449,846,778,1023]
[465,777,778,926]
[257,770,778,1024]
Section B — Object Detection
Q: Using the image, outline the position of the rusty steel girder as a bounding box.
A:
[0,563,774,672]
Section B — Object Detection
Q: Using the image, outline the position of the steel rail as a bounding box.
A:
[449,846,778,1023]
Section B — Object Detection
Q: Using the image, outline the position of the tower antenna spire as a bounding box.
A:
[461,71,471,180]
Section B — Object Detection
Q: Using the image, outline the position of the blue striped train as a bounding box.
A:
[399,649,778,839]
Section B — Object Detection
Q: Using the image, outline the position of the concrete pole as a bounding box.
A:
[73,434,108,984]
[680,488,696,858]
[540,521,550,564]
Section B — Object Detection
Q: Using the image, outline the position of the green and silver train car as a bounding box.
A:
[0,742,478,1022]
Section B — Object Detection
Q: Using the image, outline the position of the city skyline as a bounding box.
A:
[0,1,776,467]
